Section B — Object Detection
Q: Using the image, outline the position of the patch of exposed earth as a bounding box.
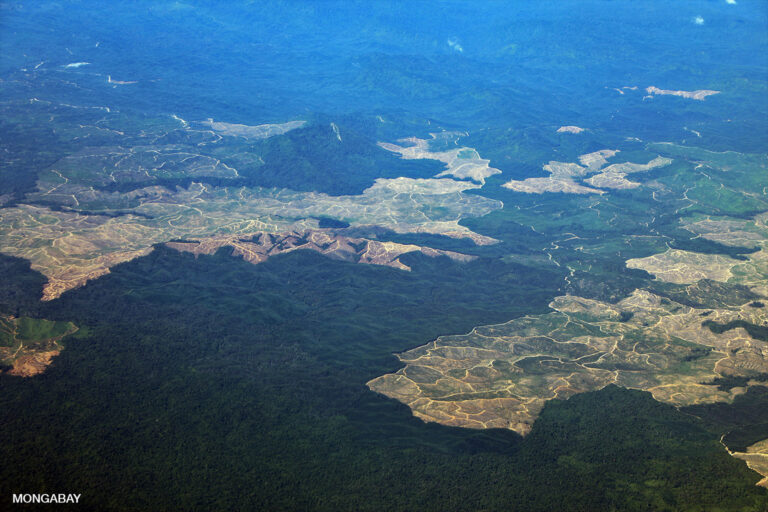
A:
[368,289,767,435]
[627,213,768,294]
[378,132,502,184]
[1,118,508,301]
[645,86,720,101]
[626,249,743,284]
[0,316,78,377]
[556,126,584,134]
[368,213,768,436]
[728,438,768,488]
[502,149,671,194]
[201,119,306,139]
[0,102,506,301]
[0,175,500,300]
[370,208,768,484]
[584,157,673,190]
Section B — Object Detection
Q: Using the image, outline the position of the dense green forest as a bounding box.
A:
[1,249,765,511]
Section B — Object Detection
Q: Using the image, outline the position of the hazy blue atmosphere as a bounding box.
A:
[1,1,767,510]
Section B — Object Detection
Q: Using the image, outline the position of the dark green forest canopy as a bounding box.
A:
[1,250,766,511]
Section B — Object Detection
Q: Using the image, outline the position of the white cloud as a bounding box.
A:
[693,16,705,25]
[726,0,736,4]
[447,38,464,53]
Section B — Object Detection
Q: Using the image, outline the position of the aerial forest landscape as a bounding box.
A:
[1,1,768,510]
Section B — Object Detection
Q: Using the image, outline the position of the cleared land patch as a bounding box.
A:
[730,438,768,488]
[629,213,768,294]
[378,132,502,184]
[369,289,768,435]
[502,149,671,194]
[0,173,500,300]
[0,316,78,376]
[645,86,720,101]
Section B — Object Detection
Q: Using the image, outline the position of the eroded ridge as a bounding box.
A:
[166,231,476,271]
[378,133,502,184]
[502,149,671,194]
[0,316,78,377]
[368,289,768,436]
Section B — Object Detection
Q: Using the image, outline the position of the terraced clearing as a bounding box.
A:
[368,289,768,434]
